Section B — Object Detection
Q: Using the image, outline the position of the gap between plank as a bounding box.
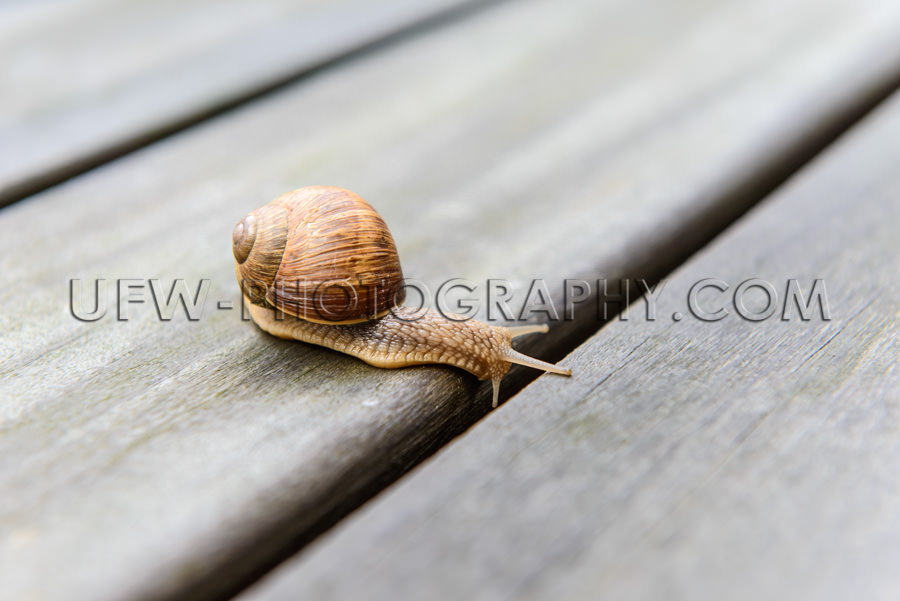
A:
[517,67,900,395]
[0,0,510,209]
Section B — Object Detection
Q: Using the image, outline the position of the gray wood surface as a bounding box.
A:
[241,87,900,601]
[0,0,480,205]
[3,0,900,600]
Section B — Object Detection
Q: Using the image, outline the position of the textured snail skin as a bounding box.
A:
[246,302,569,407]
[234,186,571,407]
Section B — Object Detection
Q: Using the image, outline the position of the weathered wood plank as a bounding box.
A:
[0,0,480,205]
[3,0,900,600]
[242,88,900,601]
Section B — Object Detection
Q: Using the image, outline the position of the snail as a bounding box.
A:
[232,186,570,407]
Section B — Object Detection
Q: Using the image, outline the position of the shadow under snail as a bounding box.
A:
[232,186,570,407]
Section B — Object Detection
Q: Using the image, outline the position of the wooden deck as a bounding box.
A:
[2,1,899,600]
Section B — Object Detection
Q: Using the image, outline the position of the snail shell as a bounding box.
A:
[232,186,405,324]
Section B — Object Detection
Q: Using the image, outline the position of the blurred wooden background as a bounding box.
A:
[2,1,899,600]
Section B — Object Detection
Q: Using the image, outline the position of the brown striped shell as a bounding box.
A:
[232,186,405,324]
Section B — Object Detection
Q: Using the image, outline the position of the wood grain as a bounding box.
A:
[3,0,900,600]
[0,0,481,205]
[242,87,900,601]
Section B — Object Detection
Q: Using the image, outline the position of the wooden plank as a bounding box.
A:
[3,0,900,600]
[0,0,480,205]
[241,89,900,601]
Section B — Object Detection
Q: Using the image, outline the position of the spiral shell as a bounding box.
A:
[232,186,405,324]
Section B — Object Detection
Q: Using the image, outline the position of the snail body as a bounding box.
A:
[233,186,570,407]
